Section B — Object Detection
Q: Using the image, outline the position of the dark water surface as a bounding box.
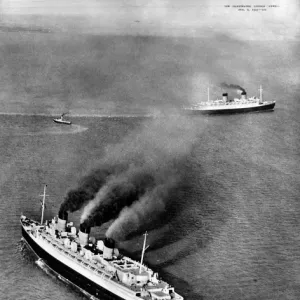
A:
[0,95,299,300]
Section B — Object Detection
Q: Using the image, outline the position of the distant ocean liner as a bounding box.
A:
[21,186,183,300]
[184,86,275,114]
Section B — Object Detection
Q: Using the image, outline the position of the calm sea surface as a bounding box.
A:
[0,93,299,300]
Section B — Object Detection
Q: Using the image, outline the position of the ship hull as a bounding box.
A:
[184,101,275,115]
[53,119,72,125]
[21,226,123,300]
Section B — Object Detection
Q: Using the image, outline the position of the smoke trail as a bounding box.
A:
[220,82,246,93]
[59,163,127,214]
[106,178,178,241]
[93,114,197,239]
[60,113,198,239]
[80,168,155,226]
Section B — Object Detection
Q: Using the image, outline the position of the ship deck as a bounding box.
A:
[21,216,183,300]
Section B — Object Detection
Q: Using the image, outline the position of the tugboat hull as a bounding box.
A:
[53,119,72,125]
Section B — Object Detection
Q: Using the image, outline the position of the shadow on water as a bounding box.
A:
[125,153,230,251]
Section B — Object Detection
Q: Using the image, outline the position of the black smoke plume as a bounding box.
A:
[220,82,246,94]
[106,178,178,241]
[59,163,127,214]
[60,114,198,240]
[80,170,156,228]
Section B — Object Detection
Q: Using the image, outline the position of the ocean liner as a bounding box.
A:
[20,186,183,300]
[184,86,275,114]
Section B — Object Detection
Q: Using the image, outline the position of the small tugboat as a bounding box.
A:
[20,185,184,300]
[53,113,72,125]
[184,86,276,115]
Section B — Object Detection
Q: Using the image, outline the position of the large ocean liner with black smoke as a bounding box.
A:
[21,186,183,300]
[184,84,276,114]
[20,116,196,300]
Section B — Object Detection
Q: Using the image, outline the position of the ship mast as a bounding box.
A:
[139,231,149,274]
[39,184,48,225]
[259,85,263,103]
[208,86,210,102]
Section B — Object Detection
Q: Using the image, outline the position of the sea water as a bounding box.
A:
[0,89,299,300]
